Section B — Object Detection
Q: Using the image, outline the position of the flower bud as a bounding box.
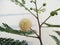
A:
[30,8,33,10]
[43,3,46,6]
[50,11,58,16]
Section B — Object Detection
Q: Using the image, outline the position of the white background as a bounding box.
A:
[0,0,60,45]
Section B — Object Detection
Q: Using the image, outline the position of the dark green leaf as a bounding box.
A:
[0,23,34,36]
[44,23,60,27]
[30,0,33,3]
[56,42,60,45]
[11,0,24,7]
[30,0,35,4]
[21,0,25,4]
[11,0,14,2]
[2,23,13,30]
[0,38,28,45]
[55,31,60,36]
[14,0,19,5]
[50,35,60,44]
[15,0,18,2]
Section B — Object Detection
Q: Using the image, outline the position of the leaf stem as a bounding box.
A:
[30,28,39,37]
[41,15,51,26]
[55,8,60,11]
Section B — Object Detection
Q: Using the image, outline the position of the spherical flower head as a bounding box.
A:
[19,18,32,32]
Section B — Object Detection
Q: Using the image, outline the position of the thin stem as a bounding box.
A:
[24,7,37,18]
[35,0,38,16]
[30,28,39,37]
[41,15,51,26]
[35,0,43,45]
[17,1,37,18]
[55,8,60,11]
[38,5,43,11]
[35,0,41,36]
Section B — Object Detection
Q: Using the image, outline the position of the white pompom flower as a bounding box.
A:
[19,18,32,32]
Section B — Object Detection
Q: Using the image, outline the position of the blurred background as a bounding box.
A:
[0,0,60,45]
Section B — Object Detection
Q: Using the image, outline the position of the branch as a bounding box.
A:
[34,0,43,45]
[38,5,43,11]
[35,0,41,37]
[30,28,39,37]
[35,0,39,17]
[16,1,37,18]
[41,8,60,26]
[0,23,35,35]
[55,8,60,11]
[0,23,38,39]
[0,27,37,38]
[41,15,51,26]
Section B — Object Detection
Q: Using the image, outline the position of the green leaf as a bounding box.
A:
[2,23,13,30]
[30,0,35,4]
[38,8,46,14]
[30,7,46,13]
[0,23,34,36]
[15,0,18,5]
[56,42,60,45]
[11,0,24,7]
[50,35,59,43]
[15,0,18,2]
[55,31,60,36]
[44,23,60,27]
[21,0,25,4]
[11,0,18,5]
[21,40,28,45]
[30,0,33,3]
[0,37,28,45]
[11,0,14,2]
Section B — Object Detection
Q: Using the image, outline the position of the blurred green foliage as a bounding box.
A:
[50,31,60,45]
[0,37,28,45]
[0,23,35,36]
